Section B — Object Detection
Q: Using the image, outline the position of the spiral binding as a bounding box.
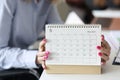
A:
[46,24,101,29]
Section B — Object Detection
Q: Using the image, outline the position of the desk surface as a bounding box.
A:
[92,10,120,18]
[40,31,120,80]
[92,18,120,30]
[92,10,120,30]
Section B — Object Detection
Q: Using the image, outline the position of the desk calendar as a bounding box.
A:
[45,24,101,74]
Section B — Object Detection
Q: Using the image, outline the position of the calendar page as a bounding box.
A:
[45,24,101,65]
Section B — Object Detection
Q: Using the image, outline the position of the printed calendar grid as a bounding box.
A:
[46,24,101,65]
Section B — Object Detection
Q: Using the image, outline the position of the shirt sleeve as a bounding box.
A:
[46,4,64,24]
[0,0,38,70]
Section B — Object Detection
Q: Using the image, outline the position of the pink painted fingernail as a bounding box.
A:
[43,39,47,42]
[98,52,102,56]
[97,46,101,50]
[44,56,48,60]
[45,51,50,55]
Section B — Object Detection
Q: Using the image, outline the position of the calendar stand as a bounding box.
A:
[46,65,101,74]
[45,24,101,74]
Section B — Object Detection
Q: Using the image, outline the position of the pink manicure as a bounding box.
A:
[97,46,101,50]
[44,56,48,60]
[45,51,50,55]
[43,39,47,42]
[98,52,102,56]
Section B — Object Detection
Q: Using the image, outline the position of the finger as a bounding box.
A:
[41,61,47,69]
[101,53,109,61]
[104,40,110,49]
[101,59,106,65]
[105,40,111,50]
[101,58,106,62]
[37,55,48,66]
[101,35,104,41]
[101,48,110,56]
[102,40,111,50]
[37,51,50,57]
[37,51,46,57]
[98,52,109,61]
[39,46,45,52]
[101,42,105,48]
[39,39,46,48]
[39,39,46,51]
[38,56,48,61]
[96,46,101,50]
[101,35,107,48]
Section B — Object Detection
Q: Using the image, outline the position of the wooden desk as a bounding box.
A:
[40,31,120,80]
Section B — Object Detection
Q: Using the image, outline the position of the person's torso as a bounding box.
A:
[9,0,51,49]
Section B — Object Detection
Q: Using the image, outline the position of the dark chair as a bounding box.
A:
[0,68,43,80]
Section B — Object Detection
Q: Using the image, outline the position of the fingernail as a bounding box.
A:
[97,46,101,50]
[44,56,48,60]
[45,51,50,55]
[43,39,47,42]
[101,35,104,41]
[98,52,102,56]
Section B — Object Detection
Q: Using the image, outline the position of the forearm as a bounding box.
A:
[0,47,38,70]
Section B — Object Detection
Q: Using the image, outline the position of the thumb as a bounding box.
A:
[41,61,47,69]
[39,39,46,51]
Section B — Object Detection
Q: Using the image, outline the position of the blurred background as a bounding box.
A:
[57,0,120,30]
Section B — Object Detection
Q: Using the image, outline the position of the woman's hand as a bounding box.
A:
[36,39,50,69]
[97,35,111,64]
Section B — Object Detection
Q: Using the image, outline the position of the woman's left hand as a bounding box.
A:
[97,35,111,64]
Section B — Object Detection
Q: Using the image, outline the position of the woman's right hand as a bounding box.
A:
[36,39,50,69]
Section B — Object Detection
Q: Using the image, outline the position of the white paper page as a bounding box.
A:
[46,24,101,65]
[65,11,84,24]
